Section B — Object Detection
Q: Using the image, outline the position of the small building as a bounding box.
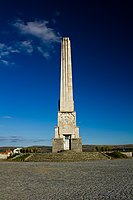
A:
[121,152,133,157]
[13,148,22,154]
[0,150,13,159]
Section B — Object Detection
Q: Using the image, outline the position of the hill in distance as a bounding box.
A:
[0,144,133,153]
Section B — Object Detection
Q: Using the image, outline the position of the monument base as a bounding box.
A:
[71,138,82,152]
[52,138,82,153]
[52,138,64,153]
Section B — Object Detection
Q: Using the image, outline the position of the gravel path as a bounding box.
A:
[0,159,133,200]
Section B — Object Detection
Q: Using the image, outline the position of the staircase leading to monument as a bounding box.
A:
[26,152,109,162]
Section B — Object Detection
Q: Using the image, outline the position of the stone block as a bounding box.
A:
[71,138,82,152]
[52,138,82,153]
[52,138,64,153]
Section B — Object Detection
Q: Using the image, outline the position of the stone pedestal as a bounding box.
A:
[52,138,64,153]
[71,138,82,152]
[52,138,82,153]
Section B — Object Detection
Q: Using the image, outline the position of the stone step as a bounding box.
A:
[26,152,109,162]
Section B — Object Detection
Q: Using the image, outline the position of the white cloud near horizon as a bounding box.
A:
[0,135,52,146]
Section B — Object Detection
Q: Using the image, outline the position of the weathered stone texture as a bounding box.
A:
[52,138,64,153]
[71,138,82,152]
[60,38,74,112]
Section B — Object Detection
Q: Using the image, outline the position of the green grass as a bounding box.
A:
[107,151,128,159]
[12,154,30,161]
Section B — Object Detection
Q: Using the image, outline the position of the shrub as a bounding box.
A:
[107,151,128,159]
[7,153,18,159]
[13,154,30,161]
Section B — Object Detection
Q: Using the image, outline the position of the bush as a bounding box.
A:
[107,151,128,159]
[95,146,113,152]
[13,154,30,161]
[7,153,18,159]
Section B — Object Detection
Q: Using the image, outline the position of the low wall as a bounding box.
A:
[121,152,132,157]
[0,154,8,159]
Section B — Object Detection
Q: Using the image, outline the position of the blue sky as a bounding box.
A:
[0,0,132,146]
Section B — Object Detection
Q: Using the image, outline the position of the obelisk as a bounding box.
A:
[60,37,74,112]
[52,37,82,152]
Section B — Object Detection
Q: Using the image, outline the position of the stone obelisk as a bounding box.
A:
[52,37,82,152]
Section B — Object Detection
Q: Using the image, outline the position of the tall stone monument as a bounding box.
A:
[52,37,82,152]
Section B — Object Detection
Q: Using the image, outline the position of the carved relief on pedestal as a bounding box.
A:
[58,112,76,126]
[60,125,73,134]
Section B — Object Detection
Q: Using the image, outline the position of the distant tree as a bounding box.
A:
[101,146,104,152]
[105,146,112,151]
[95,146,98,151]
[25,148,29,153]
[27,148,30,153]
[33,148,36,153]
[20,148,25,153]
[96,146,100,152]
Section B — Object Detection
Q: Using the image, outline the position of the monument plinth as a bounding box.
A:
[52,37,82,152]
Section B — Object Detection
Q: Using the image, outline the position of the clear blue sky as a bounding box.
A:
[0,0,132,146]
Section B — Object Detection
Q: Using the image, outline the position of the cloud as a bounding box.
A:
[12,19,61,59]
[0,135,52,145]
[52,11,60,24]
[37,46,50,59]
[33,138,52,143]
[0,42,20,57]
[0,18,61,66]
[0,136,7,142]
[0,40,33,57]
[13,19,61,44]
[1,59,9,66]
[0,135,23,143]
[17,40,33,54]
[0,115,13,119]
[0,60,15,68]
[0,43,6,49]
[0,40,32,67]
[10,136,23,143]
[0,42,19,67]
